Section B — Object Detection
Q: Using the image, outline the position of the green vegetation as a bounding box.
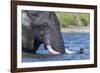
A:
[56,12,90,28]
[80,14,90,26]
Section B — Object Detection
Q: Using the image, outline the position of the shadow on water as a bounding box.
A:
[22,32,90,62]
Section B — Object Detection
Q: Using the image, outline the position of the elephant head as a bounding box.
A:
[22,10,80,55]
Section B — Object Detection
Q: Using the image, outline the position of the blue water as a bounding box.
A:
[22,32,90,62]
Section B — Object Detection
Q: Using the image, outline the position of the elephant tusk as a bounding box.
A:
[65,48,75,54]
[47,45,84,55]
[65,48,84,54]
[47,45,60,54]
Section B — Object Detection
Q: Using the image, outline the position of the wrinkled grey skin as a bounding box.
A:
[22,10,65,54]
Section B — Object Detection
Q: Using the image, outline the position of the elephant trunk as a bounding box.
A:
[43,12,84,55]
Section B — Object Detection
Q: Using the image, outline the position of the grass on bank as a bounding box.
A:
[56,12,90,28]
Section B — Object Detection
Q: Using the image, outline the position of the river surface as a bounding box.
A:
[22,32,90,62]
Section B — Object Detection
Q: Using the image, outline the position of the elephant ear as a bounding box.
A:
[48,12,65,54]
[22,10,34,50]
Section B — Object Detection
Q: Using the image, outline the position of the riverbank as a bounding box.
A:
[61,26,89,33]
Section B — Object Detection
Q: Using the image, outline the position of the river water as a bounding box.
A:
[22,32,90,62]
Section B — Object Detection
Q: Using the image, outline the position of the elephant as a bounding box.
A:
[22,10,83,54]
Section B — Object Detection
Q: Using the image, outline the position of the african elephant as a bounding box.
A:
[22,10,79,54]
